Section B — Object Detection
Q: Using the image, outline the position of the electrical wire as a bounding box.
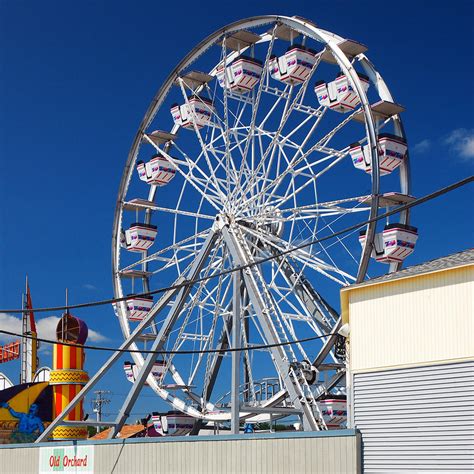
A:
[0,175,472,315]
[0,328,335,355]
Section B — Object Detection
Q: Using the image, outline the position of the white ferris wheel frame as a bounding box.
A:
[110,16,411,429]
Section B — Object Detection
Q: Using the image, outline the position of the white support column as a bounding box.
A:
[231,270,241,434]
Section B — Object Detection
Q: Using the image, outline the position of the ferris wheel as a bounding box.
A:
[111,15,417,433]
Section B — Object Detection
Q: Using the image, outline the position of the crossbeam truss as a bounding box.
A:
[35,224,345,442]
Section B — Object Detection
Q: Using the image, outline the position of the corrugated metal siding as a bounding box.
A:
[353,361,474,472]
[348,265,473,372]
[93,435,360,474]
[0,445,38,473]
[0,432,361,474]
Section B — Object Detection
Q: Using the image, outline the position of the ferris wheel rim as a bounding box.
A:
[111,15,410,423]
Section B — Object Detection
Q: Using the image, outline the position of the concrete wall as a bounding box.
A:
[343,264,473,373]
[0,430,360,474]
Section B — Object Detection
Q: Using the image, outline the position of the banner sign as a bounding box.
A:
[39,445,94,474]
[0,341,21,363]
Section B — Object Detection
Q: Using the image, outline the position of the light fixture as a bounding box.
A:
[338,323,350,338]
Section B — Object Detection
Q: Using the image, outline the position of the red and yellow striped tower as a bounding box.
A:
[49,312,89,440]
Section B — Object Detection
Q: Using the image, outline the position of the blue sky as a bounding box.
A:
[0,1,473,423]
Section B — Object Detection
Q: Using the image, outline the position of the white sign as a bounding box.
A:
[39,445,94,474]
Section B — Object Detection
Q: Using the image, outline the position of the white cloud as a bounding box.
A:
[412,139,431,153]
[83,283,97,291]
[0,313,22,342]
[88,328,107,342]
[444,129,474,160]
[36,316,60,340]
[0,313,107,345]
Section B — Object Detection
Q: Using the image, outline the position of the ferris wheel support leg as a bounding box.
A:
[222,226,319,432]
[312,317,342,368]
[109,230,219,439]
[271,252,337,335]
[190,314,232,435]
[231,270,242,434]
[34,281,182,443]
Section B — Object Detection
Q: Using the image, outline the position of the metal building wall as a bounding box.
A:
[346,265,473,373]
[353,361,474,472]
[0,431,361,474]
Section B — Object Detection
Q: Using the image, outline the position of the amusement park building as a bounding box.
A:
[342,248,474,472]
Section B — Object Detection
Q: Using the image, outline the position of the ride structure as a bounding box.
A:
[37,15,418,441]
[49,313,89,440]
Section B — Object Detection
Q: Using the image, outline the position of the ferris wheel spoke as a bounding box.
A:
[235,25,278,199]
[267,253,340,331]
[243,107,361,213]
[220,38,234,197]
[237,50,325,204]
[183,265,234,392]
[268,150,353,211]
[177,80,229,203]
[124,201,215,221]
[318,218,361,268]
[239,224,356,285]
[119,229,211,273]
[159,236,225,383]
[155,146,223,211]
[200,256,234,400]
[144,134,223,203]
[264,194,371,219]
[258,83,292,129]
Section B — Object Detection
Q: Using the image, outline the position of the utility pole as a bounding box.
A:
[91,390,111,433]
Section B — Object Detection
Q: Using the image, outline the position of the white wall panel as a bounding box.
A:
[347,266,473,372]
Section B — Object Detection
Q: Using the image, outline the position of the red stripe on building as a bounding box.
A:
[56,344,63,369]
[69,346,77,369]
[55,385,63,418]
[68,385,76,420]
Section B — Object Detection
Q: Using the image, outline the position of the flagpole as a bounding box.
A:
[20,276,28,384]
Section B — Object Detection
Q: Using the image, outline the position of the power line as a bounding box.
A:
[0,327,334,355]
[0,175,472,315]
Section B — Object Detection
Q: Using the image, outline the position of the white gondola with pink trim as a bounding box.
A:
[315,72,369,113]
[350,133,407,175]
[217,55,263,94]
[151,411,194,436]
[123,360,166,384]
[137,154,177,186]
[170,96,214,129]
[125,295,153,321]
[122,223,157,253]
[317,398,347,429]
[269,45,318,85]
[359,223,418,263]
